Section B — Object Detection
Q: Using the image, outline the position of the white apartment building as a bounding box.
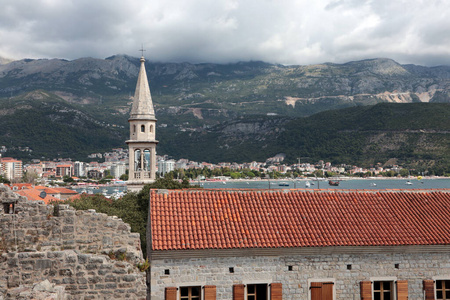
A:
[158,159,175,176]
[111,163,127,179]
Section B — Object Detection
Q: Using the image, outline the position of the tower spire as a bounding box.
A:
[130,53,155,119]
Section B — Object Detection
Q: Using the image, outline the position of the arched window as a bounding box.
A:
[134,149,141,171]
[133,125,136,133]
[149,125,153,133]
[141,125,145,133]
[144,149,151,171]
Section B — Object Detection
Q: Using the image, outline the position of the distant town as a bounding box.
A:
[0,147,427,185]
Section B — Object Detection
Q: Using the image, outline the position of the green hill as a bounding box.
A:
[0,91,126,160]
[161,103,450,174]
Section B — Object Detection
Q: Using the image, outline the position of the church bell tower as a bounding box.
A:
[126,55,158,192]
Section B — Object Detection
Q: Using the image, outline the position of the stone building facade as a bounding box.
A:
[148,189,450,300]
[151,247,450,300]
[0,184,146,299]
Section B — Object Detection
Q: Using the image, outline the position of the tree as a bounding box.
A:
[120,174,128,181]
[63,175,74,183]
[0,175,10,184]
[399,169,410,177]
[22,170,39,184]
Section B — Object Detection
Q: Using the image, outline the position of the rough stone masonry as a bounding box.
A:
[0,184,147,299]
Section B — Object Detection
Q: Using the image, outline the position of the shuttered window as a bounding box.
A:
[234,284,245,300]
[165,287,177,300]
[424,280,435,300]
[396,280,408,300]
[204,285,217,300]
[166,286,216,300]
[270,283,282,300]
[310,282,333,300]
[233,283,282,300]
[361,280,409,300]
[361,281,372,300]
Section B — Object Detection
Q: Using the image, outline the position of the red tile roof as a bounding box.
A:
[51,187,78,194]
[150,189,450,251]
[16,188,61,204]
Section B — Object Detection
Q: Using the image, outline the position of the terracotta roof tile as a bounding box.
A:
[16,188,61,204]
[150,189,450,251]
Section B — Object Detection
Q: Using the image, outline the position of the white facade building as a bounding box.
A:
[111,163,127,179]
[158,159,175,176]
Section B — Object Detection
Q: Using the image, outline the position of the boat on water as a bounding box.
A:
[406,181,413,185]
[278,182,289,187]
[370,183,377,187]
[305,181,311,188]
[328,180,340,186]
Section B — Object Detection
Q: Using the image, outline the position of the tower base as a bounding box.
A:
[126,180,155,193]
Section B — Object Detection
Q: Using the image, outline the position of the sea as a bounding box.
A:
[195,178,450,190]
[72,178,450,196]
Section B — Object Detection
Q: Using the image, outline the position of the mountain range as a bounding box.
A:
[0,55,449,173]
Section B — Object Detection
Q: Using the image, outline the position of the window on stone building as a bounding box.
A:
[150,125,153,132]
[361,279,407,300]
[2,203,14,214]
[247,284,268,300]
[133,125,136,133]
[180,286,201,300]
[436,280,450,300]
[141,125,145,132]
[310,282,334,300]
[233,283,282,300]
[373,281,393,300]
[166,286,216,300]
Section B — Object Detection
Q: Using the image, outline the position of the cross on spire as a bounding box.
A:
[139,44,146,57]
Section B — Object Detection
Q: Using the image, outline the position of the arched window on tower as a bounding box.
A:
[144,149,151,171]
[133,125,136,133]
[141,125,145,133]
[149,125,153,133]
[134,149,141,171]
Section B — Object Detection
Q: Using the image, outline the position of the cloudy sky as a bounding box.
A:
[1,0,449,66]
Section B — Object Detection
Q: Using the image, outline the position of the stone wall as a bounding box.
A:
[1,250,146,300]
[0,184,147,299]
[151,251,450,299]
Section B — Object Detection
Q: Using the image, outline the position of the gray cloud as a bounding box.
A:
[0,0,449,66]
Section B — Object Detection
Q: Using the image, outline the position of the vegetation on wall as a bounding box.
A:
[62,177,196,256]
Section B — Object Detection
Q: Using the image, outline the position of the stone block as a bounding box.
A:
[77,254,89,264]
[47,251,64,259]
[62,277,75,284]
[35,259,52,269]
[59,269,73,276]
[122,275,136,282]
[62,226,74,233]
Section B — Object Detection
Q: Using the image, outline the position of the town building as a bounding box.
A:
[55,164,72,178]
[111,163,127,179]
[74,161,86,177]
[147,189,450,300]
[158,159,175,176]
[0,157,23,181]
[126,55,158,192]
